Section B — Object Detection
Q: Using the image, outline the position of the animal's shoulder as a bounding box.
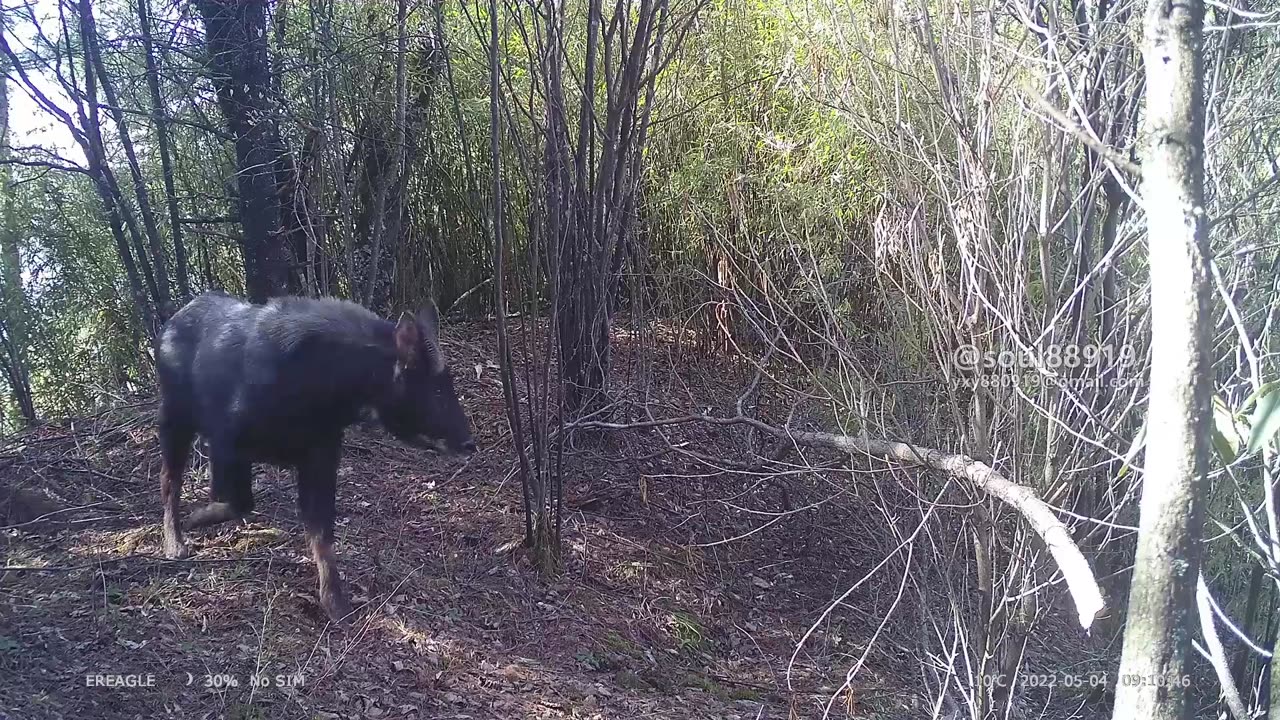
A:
[258,296,385,350]
[164,292,253,338]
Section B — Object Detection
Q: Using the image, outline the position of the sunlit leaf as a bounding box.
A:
[1211,395,1244,464]
[1240,381,1280,414]
[1117,421,1147,478]
[1246,385,1280,455]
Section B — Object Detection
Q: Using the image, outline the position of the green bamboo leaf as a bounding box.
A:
[1246,387,1280,455]
[1212,428,1238,464]
[1240,381,1280,414]
[1211,395,1243,464]
[1117,422,1147,478]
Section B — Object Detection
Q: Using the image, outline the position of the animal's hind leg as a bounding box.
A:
[185,457,254,529]
[159,405,195,559]
[297,446,352,623]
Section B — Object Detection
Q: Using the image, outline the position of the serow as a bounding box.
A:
[155,291,476,622]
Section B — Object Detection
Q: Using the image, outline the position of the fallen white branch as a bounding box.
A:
[573,412,1106,630]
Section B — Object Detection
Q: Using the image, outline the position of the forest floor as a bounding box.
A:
[0,321,1114,720]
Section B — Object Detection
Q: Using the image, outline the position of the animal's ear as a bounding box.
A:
[416,301,445,372]
[394,312,421,367]
[416,301,440,341]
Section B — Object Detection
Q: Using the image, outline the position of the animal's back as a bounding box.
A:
[241,296,394,430]
[157,292,381,385]
[155,292,255,427]
[157,292,250,391]
[156,292,394,454]
[254,295,387,353]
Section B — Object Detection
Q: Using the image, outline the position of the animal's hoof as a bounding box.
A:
[163,539,191,559]
[321,592,354,624]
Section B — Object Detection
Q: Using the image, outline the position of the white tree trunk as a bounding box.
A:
[1112,0,1212,715]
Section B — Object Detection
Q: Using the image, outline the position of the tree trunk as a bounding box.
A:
[550,0,672,417]
[81,0,173,321]
[491,0,538,553]
[359,0,410,311]
[0,52,36,424]
[72,5,160,336]
[1111,0,1211,715]
[137,0,192,302]
[194,0,290,302]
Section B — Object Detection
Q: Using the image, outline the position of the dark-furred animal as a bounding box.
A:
[156,291,475,622]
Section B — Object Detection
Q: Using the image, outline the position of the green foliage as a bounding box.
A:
[0,0,890,427]
[668,610,708,653]
[642,0,877,339]
[1195,385,1280,614]
[1211,395,1245,464]
[0,170,149,421]
[1203,384,1280,467]
[1245,384,1280,455]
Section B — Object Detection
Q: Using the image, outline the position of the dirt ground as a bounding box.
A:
[0,322,1108,719]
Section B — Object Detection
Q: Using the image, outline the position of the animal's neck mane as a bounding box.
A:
[259,296,396,356]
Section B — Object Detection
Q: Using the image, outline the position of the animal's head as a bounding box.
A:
[377,302,477,456]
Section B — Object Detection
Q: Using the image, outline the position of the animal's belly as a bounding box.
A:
[232,422,348,466]
[192,391,357,466]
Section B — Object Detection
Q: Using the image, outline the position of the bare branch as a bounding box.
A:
[575,411,1106,629]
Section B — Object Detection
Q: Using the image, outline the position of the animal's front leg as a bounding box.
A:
[158,406,194,559]
[298,447,352,623]
[160,463,190,559]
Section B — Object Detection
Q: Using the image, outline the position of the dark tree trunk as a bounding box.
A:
[137,0,192,302]
[547,0,675,416]
[194,0,290,303]
[0,53,36,424]
[81,0,174,321]
[75,4,160,336]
